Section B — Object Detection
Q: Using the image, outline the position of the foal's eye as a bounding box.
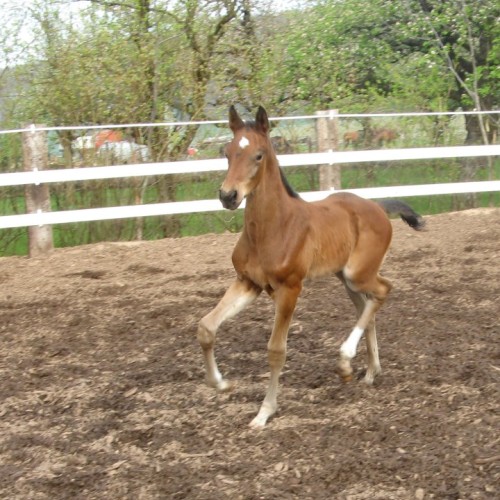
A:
[255,153,263,161]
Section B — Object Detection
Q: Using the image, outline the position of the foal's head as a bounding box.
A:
[219,106,275,210]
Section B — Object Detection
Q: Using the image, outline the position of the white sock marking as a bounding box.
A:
[239,136,250,149]
[341,326,364,359]
[213,369,222,383]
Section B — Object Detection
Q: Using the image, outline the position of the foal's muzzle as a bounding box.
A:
[219,189,240,210]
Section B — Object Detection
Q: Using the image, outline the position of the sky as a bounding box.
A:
[1,0,86,67]
[1,0,303,67]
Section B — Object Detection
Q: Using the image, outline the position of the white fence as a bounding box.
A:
[0,109,499,231]
[0,144,499,229]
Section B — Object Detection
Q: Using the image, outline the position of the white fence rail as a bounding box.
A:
[0,145,498,187]
[0,144,499,230]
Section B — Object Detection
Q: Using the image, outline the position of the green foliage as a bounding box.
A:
[3,0,498,123]
[401,0,499,112]
[259,0,499,118]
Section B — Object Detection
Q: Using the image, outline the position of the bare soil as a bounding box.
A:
[0,208,499,500]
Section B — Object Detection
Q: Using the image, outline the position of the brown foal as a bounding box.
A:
[197,106,424,428]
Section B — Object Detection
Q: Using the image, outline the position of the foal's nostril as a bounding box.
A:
[219,189,238,209]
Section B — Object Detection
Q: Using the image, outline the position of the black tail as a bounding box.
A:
[378,199,426,231]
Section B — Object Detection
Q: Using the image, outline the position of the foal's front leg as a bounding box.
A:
[250,284,301,429]
[197,278,261,391]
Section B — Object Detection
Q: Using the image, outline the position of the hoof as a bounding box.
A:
[249,404,275,429]
[206,377,234,392]
[249,417,266,430]
[216,379,234,393]
[363,368,381,386]
[336,358,353,382]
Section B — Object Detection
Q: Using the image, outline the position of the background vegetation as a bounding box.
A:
[0,0,498,255]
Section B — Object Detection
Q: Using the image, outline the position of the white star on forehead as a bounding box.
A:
[239,136,250,149]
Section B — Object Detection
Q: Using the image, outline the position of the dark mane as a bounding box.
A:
[279,168,300,199]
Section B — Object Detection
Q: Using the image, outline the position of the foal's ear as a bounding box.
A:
[255,106,270,134]
[229,105,245,133]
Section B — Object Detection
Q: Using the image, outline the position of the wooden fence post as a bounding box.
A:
[315,110,340,190]
[23,124,53,257]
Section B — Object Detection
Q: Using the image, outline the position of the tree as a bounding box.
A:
[401,0,499,207]
[404,0,499,144]
[11,0,264,237]
[270,1,408,111]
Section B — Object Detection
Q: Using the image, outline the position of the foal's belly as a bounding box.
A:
[233,229,350,290]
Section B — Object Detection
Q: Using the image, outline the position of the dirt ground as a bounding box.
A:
[0,208,499,499]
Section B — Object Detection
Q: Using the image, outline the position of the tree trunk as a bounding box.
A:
[23,125,54,257]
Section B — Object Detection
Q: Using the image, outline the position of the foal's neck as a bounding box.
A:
[245,155,295,231]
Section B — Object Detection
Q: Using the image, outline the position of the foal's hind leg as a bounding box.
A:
[337,272,391,383]
[363,320,381,385]
[337,274,381,384]
[197,278,261,391]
